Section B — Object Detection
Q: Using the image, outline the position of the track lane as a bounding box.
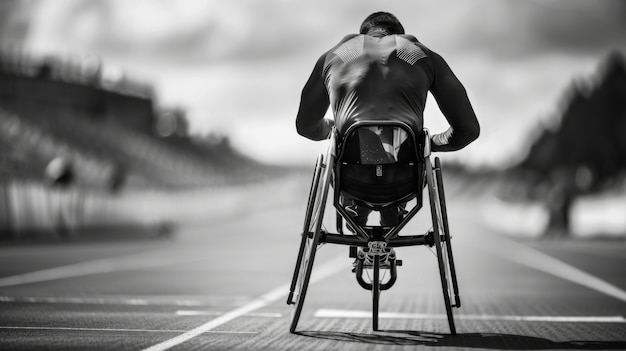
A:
[0,174,625,350]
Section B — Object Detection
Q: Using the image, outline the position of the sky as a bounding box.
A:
[2,0,626,167]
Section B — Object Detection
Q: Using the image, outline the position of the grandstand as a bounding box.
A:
[0,44,283,239]
[0,44,274,190]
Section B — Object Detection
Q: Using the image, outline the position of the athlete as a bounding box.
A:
[296,12,480,225]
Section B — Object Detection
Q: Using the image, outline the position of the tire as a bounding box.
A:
[289,153,332,333]
[435,157,460,309]
[372,256,380,331]
[426,156,456,335]
[287,155,322,307]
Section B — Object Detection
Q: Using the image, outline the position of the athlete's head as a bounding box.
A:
[359,12,405,35]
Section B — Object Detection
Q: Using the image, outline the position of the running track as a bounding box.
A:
[0,174,625,350]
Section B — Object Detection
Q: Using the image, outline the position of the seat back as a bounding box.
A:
[335,121,424,208]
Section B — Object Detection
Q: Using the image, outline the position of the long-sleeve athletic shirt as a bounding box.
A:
[296,33,479,152]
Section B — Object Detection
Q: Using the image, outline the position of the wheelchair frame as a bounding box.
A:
[287,121,461,334]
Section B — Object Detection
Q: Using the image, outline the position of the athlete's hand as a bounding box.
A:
[325,118,335,139]
[431,127,453,148]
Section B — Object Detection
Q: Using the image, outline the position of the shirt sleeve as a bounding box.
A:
[295,53,333,141]
[429,50,480,152]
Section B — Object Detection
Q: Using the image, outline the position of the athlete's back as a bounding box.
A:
[322,33,433,137]
[296,12,479,152]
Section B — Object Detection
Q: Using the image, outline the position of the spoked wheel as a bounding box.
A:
[288,153,332,333]
[426,156,457,335]
[372,257,380,331]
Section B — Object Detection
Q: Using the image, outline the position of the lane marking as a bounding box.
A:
[0,326,257,334]
[552,246,626,260]
[0,253,211,288]
[0,296,281,318]
[503,246,626,302]
[0,295,250,307]
[486,238,626,303]
[175,310,282,318]
[314,309,626,323]
[142,254,347,351]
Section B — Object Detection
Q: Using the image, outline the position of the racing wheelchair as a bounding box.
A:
[287,120,461,334]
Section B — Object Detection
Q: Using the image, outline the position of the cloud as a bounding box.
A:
[23,0,368,64]
[26,0,235,62]
[18,0,626,64]
[452,0,626,58]
[7,0,624,166]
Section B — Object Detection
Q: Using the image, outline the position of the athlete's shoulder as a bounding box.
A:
[338,34,360,44]
[398,34,420,43]
[391,34,429,65]
[324,33,357,48]
[397,35,432,54]
[326,34,361,52]
[322,34,365,64]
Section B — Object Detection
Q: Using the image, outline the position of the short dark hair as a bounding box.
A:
[359,12,405,35]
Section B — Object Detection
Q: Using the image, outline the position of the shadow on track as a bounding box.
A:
[297,330,626,350]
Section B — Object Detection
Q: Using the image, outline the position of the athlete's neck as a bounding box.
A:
[366,29,391,37]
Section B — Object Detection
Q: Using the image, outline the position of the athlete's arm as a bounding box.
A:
[296,54,333,141]
[429,51,480,152]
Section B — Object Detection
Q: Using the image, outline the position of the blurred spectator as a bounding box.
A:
[37,60,52,79]
[45,157,74,187]
[108,163,126,193]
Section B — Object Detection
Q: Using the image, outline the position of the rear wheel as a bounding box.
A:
[287,155,322,307]
[426,156,456,335]
[435,157,460,309]
[289,154,332,333]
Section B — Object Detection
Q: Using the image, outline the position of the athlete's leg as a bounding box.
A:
[380,202,407,226]
[342,193,370,227]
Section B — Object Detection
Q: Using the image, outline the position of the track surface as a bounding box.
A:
[1,174,625,350]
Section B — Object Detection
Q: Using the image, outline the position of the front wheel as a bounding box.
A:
[372,257,380,331]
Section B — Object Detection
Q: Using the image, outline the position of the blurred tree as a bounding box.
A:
[516,51,626,237]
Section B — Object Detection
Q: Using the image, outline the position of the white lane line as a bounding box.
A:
[482,237,626,303]
[0,296,148,305]
[175,310,282,318]
[466,231,626,303]
[0,295,250,307]
[555,246,626,260]
[142,254,347,351]
[0,326,257,334]
[314,309,626,323]
[0,253,210,288]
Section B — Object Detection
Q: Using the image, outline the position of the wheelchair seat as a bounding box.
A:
[336,122,424,207]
